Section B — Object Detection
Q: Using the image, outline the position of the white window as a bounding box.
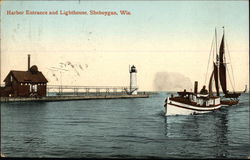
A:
[33,84,38,92]
[29,84,38,92]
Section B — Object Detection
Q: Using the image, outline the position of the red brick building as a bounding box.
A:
[0,55,48,97]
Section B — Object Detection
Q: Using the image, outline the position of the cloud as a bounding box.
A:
[153,72,192,91]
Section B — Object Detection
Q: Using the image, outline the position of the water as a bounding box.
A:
[1,92,249,158]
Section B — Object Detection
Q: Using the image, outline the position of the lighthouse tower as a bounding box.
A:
[129,65,137,95]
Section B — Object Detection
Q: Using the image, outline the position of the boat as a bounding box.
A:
[164,28,231,116]
[164,82,221,115]
[207,27,244,106]
[164,27,246,115]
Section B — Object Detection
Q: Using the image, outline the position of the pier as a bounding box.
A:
[0,94,149,102]
[0,85,149,102]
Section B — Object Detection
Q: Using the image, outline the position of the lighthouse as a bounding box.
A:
[129,65,137,95]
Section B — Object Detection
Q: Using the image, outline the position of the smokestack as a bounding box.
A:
[194,81,198,94]
[28,54,30,70]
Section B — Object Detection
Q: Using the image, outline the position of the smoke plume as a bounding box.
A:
[153,72,192,91]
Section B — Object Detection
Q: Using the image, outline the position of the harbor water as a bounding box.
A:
[1,92,249,158]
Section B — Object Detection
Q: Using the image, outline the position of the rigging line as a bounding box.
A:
[205,36,215,85]
[225,38,236,89]
[226,64,235,91]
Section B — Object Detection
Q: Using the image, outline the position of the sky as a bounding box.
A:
[0,1,249,91]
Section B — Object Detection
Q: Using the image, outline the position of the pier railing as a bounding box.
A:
[47,85,141,96]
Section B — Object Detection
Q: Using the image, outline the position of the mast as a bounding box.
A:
[214,28,220,96]
[215,28,218,64]
[208,28,220,96]
[219,26,228,95]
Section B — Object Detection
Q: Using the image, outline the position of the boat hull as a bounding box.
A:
[165,99,221,116]
[221,99,239,107]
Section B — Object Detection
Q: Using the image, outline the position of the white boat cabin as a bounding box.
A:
[177,91,220,107]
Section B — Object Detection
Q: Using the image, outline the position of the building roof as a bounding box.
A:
[4,70,48,83]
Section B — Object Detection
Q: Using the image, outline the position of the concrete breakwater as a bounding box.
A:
[0,94,149,102]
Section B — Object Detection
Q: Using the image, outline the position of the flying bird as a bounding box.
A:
[79,64,83,70]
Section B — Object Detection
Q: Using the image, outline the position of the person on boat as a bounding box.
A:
[200,85,208,95]
[180,89,187,98]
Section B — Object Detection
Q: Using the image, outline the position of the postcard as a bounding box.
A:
[0,1,249,159]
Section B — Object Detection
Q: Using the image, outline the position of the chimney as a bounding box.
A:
[28,54,30,70]
[194,81,198,94]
